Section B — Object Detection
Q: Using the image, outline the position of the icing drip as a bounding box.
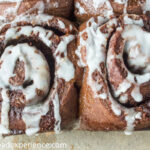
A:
[0,89,10,134]
[22,100,50,136]
[92,0,110,10]
[54,35,75,81]
[76,17,117,98]
[53,92,61,133]
[125,111,141,135]
[57,20,65,29]
[131,87,142,102]
[119,94,128,103]
[123,16,144,27]
[114,0,126,4]
[115,81,131,97]
[123,0,128,14]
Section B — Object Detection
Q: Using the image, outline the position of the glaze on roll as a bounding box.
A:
[0,14,81,136]
[76,14,150,134]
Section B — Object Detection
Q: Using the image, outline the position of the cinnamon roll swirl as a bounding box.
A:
[0,14,80,136]
[76,14,150,134]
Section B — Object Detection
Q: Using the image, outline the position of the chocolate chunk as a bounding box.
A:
[9,59,25,86]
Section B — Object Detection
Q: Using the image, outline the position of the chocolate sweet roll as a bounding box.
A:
[74,0,150,22]
[0,14,80,136]
[76,14,150,134]
[0,0,73,21]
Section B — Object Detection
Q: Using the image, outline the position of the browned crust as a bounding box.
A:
[80,68,126,131]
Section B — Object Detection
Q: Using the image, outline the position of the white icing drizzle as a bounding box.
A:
[0,14,75,135]
[123,16,144,25]
[5,26,53,46]
[114,0,126,4]
[53,92,61,133]
[119,94,128,103]
[76,15,146,135]
[131,87,142,102]
[54,35,75,81]
[123,0,128,14]
[22,99,50,136]
[111,101,121,116]
[99,93,107,99]
[142,0,150,14]
[104,0,114,17]
[0,14,53,31]
[75,2,86,15]
[0,89,10,134]
[115,80,131,97]
[0,43,50,135]
[57,20,65,29]
[125,111,141,135]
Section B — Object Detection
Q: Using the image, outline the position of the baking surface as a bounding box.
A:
[0,130,150,150]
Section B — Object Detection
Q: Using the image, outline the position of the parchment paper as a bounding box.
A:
[0,130,149,150]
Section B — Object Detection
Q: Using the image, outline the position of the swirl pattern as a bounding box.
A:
[0,14,79,136]
[76,14,150,134]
